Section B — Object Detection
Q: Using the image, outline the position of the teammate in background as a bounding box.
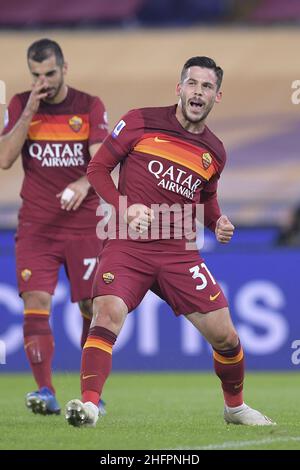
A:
[65,56,276,428]
[0,39,108,415]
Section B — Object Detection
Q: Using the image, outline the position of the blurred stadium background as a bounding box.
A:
[0,0,300,375]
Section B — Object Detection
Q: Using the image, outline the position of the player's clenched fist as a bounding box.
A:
[215,214,235,243]
[125,203,155,233]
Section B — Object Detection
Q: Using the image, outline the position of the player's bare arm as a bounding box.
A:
[215,214,235,243]
[57,143,102,211]
[0,79,48,170]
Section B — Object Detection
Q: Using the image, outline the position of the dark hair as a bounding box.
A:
[27,38,64,66]
[181,56,223,90]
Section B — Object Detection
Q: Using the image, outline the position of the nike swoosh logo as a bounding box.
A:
[154,136,170,143]
[30,120,42,126]
[234,381,244,390]
[82,374,98,380]
[210,291,221,301]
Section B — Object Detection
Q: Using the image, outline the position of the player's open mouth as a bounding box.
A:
[43,88,55,97]
[189,100,204,109]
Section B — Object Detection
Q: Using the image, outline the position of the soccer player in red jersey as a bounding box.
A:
[65,56,275,427]
[0,39,108,415]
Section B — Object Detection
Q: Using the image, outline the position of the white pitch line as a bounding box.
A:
[175,436,300,450]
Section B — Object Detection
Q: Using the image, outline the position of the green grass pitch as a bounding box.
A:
[0,372,299,450]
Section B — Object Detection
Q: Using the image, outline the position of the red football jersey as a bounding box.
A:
[2,87,108,232]
[89,105,226,242]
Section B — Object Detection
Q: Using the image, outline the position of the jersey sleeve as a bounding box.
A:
[103,108,144,158]
[200,176,220,232]
[88,97,109,145]
[215,143,227,176]
[1,94,24,136]
[87,109,144,212]
[200,145,227,231]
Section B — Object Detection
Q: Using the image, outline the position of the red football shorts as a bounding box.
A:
[92,239,228,315]
[16,222,102,302]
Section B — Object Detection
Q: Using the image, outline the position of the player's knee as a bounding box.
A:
[92,296,127,332]
[212,330,239,351]
[22,291,51,311]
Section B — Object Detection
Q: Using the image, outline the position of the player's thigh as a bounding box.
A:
[64,236,103,303]
[92,241,157,313]
[15,231,63,297]
[157,250,228,316]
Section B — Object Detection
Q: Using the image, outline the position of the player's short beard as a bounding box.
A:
[44,74,64,102]
[182,99,212,124]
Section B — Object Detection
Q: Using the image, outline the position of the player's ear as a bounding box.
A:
[215,90,222,103]
[62,62,68,76]
[176,82,181,97]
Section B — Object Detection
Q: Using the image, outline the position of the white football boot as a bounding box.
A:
[65,399,99,427]
[224,403,276,426]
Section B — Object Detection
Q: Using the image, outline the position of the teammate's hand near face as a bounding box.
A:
[215,215,235,243]
[57,176,90,211]
[24,79,49,117]
[125,203,155,233]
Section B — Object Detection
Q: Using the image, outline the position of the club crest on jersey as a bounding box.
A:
[69,115,83,132]
[202,152,212,170]
[112,119,126,138]
[102,272,115,284]
[21,269,32,282]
